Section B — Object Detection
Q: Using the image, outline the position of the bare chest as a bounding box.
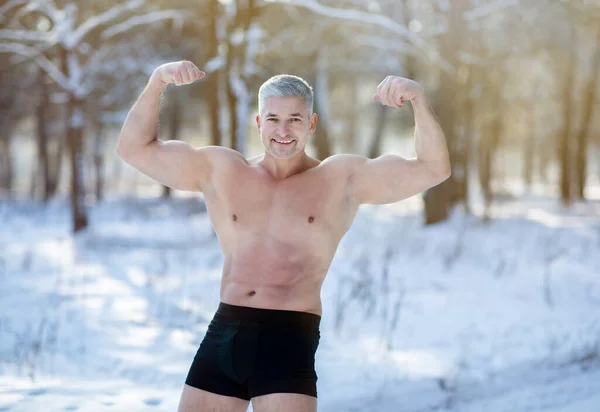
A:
[203,165,355,246]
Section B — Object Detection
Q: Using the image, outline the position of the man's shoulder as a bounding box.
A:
[320,153,368,170]
[314,154,370,186]
[196,145,247,166]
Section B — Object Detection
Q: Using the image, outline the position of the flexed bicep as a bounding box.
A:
[349,154,448,205]
[121,142,238,192]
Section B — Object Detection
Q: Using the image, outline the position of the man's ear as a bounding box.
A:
[309,113,318,135]
[255,114,261,130]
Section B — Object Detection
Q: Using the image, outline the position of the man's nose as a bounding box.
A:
[277,122,290,136]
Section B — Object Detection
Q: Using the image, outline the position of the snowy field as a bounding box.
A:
[1,192,600,412]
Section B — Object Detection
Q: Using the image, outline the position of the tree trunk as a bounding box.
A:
[0,100,17,195]
[162,92,182,199]
[93,123,105,203]
[313,46,332,160]
[36,70,51,201]
[61,45,88,232]
[478,66,505,217]
[224,0,257,155]
[559,26,576,205]
[478,122,493,217]
[423,0,468,225]
[523,82,538,189]
[523,111,535,189]
[368,105,388,159]
[67,101,88,232]
[207,0,223,147]
[0,71,17,195]
[226,57,239,152]
[344,80,358,153]
[460,59,477,213]
[539,132,550,184]
[47,132,64,198]
[400,0,417,80]
[0,129,13,194]
[575,27,600,199]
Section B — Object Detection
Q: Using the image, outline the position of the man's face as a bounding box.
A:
[256,96,317,159]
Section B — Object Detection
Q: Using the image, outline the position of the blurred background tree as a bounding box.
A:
[1,0,599,232]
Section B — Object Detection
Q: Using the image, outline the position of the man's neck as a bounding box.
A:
[259,152,316,181]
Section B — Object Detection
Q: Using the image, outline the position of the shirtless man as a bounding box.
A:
[117,60,450,412]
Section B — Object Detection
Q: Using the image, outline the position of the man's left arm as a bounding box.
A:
[349,76,451,205]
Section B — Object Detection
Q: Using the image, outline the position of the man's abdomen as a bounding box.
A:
[220,251,326,315]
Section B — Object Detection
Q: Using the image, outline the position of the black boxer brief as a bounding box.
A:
[184,302,321,400]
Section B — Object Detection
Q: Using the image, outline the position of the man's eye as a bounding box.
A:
[290,118,301,122]
[267,118,278,122]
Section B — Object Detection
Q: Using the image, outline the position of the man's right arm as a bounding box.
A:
[116,61,231,192]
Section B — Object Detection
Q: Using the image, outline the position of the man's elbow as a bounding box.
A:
[116,137,150,160]
[440,164,452,180]
[116,144,126,159]
[432,162,451,184]
[116,136,131,159]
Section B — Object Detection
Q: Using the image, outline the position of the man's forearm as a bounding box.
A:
[117,74,167,157]
[411,95,451,175]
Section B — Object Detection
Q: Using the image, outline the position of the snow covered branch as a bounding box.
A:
[80,45,119,96]
[351,34,423,61]
[205,56,226,73]
[70,0,145,48]
[0,43,71,91]
[11,0,59,26]
[464,0,520,21]
[262,0,451,69]
[0,28,50,43]
[101,10,184,40]
[263,0,428,48]
[0,0,28,21]
[101,110,130,125]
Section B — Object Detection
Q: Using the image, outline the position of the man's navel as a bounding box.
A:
[232,213,315,224]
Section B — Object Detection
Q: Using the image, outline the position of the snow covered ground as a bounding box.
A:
[1,193,599,411]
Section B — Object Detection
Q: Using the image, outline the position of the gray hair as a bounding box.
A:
[258,74,314,115]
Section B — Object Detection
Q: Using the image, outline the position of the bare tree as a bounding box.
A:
[0,0,184,231]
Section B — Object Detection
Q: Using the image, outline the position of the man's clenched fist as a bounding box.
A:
[372,76,424,108]
[152,61,205,86]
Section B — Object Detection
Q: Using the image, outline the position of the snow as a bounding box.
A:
[1,192,599,411]
[205,55,226,73]
[0,28,48,43]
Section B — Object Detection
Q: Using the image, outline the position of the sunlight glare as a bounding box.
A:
[116,325,160,348]
[112,298,148,323]
[107,349,157,364]
[36,240,73,267]
[389,349,446,378]
[168,329,197,351]
[126,267,148,288]
[409,19,423,33]
[526,208,562,228]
